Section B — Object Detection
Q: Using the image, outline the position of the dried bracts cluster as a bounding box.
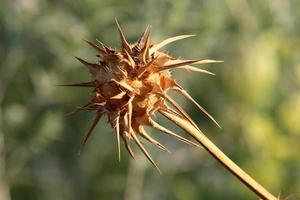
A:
[65,20,221,172]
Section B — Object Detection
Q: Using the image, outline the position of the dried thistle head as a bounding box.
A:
[64,20,221,172]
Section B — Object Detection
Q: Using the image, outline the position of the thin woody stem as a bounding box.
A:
[159,109,277,200]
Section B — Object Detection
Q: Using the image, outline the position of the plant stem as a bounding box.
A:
[0,134,11,200]
[160,110,277,200]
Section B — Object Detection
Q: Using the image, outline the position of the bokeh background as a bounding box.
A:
[1,0,300,199]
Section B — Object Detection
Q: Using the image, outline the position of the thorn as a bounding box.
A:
[158,106,182,119]
[140,27,151,63]
[178,65,215,75]
[115,112,121,162]
[121,134,136,160]
[96,39,113,53]
[80,111,103,154]
[174,59,223,75]
[172,87,221,128]
[136,25,151,46]
[133,124,170,153]
[83,38,106,54]
[153,59,201,73]
[149,34,196,54]
[194,59,223,64]
[127,97,133,134]
[115,18,131,52]
[149,118,201,148]
[57,81,96,87]
[157,110,208,150]
[160,93,202,133]
[131,130,162,174]
[74,56,99,75]
[109,111,122,162]
[124,49,135,68]
[158,109,206,147]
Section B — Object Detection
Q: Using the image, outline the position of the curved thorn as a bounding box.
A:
[121,133,135,160]
[140,27,151,63]
[163,93,202,133]
[115,18,131,52]
[178,65,215,75]
[194,59,223,64]
[158,106,182,119]
[131,130,161,173]
[111,111,121,162]
[116,115,121,162]
[79,111,103,154]
[159,105,199,132]
[141,26,151,50]
[127,98,133,134]
[83,38,106,54]
[133,124,170,153]
[167,59,223,65]
[148,117,201,148]
[172,87,221,128]
[58,81,96,87]
[153,60,201,73]
[124,49,135,68]
[136,25,151,46]
[150,34,196,54]
[74,56,99,75]
[96,39,113,53]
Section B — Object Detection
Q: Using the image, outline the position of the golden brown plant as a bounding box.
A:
[65,20,220,170]
[63,20,277,200]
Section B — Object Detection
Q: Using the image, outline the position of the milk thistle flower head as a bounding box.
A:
[63,20,278,199]
[63,20,221,172]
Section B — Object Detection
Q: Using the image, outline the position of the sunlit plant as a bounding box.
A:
[63,20,277,200]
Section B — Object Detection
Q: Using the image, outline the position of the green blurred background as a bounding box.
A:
[1,0,300,199]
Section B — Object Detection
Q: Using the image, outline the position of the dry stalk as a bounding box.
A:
[160,110,277,200]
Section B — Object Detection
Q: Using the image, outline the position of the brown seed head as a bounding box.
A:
[64,20,222,172]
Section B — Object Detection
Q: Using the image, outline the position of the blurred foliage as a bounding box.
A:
[1,0,300,199]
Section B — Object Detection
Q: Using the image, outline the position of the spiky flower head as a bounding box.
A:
[64,20,221,172]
